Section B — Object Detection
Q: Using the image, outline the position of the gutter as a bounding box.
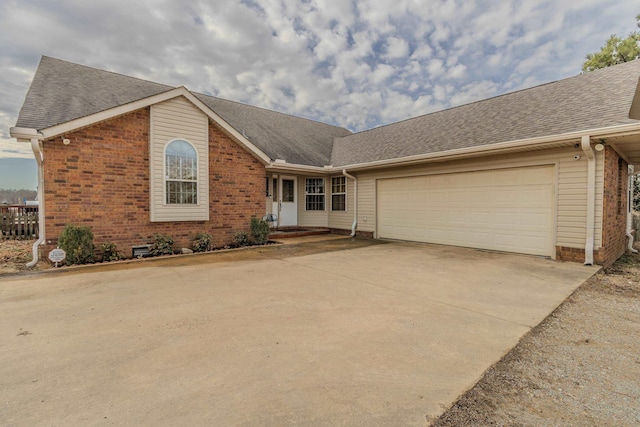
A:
[581,135,595,265]
[336,122,640,172]
[628,168,638,253]
[266,161,329,174]
[342,170,357,237]
[14,129,46,268]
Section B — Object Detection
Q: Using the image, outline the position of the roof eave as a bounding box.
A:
[338,122,640,172]
[9,127,42,142]
[266,161,330,174]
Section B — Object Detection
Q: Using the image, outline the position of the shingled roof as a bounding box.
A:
[331,59,640,167]
[194,94,350,166]
[15,56,350,167]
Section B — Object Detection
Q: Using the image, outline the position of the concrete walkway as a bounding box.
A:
[0,239,598,426]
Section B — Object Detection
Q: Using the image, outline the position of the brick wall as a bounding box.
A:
[555,246,587,264]
[42,108,266,259]
[597,146,628,266]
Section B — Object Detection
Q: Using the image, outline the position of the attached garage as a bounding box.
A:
[377,165,555,257]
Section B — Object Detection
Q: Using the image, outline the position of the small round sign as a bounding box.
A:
[48,248,66,263]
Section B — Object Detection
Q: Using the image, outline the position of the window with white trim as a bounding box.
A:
[305,178,325,210]
[331,176,346,211]
[165,139,198,204]
[150,99,208,222]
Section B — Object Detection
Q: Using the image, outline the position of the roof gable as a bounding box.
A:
[332,60,640,167]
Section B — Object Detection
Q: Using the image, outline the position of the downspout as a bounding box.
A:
[342,169,357,237]
[581,135,595,265]
[627,169,638,253]
[27,137,45,268]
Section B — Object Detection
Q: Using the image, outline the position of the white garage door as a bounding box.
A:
[377,166,554,256]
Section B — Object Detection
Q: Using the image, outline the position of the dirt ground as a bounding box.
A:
[0,239,47,274]
[433,245,640,426]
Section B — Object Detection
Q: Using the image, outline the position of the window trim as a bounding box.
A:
[305,177,325,211]
[331,176,347,212]
[149,100,209,222]
[163,138,199,205]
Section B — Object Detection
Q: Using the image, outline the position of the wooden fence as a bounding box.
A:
[0,205,39,240]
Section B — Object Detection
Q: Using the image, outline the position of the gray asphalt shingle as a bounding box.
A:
[331,60,640,167]
[15,56,173,130]
[194,93,351,166]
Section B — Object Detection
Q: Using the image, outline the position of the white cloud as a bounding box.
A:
[411,44,433,60]
[447,64,467,80]
[0,138,32,159]
[449,80,500,107]
[427,59,445,77]
[432,85,448,102]
[371,64,395,83]
[385,37,410,59]
[314,28,349,62]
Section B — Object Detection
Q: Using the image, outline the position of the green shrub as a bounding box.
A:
[58,224,94,265]
[150,234,175,256]
[100,242,122,262]
[250,217,270,245]
[192,232,212,252]
[232,231,249,247]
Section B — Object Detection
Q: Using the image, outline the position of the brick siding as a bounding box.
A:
[597,146,628,266]
[555,246,587,264]
[41,108,266,259]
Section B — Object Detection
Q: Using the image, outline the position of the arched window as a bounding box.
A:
[165,139,198,204]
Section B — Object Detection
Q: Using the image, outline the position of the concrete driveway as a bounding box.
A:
[0,238,598,426]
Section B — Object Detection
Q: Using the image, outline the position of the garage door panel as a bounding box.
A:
[377,166,554,256]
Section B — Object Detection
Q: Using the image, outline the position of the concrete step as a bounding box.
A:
[269,227,331,239]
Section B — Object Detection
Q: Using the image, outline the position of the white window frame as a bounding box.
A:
[331,176,347,211]
[305,177,325,211]
[163,139,199,205]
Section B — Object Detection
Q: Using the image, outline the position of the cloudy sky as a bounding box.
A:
[0,0,638,188]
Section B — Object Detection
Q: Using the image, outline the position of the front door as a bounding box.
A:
[278,176,297,226]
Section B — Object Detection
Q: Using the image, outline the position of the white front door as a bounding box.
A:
[278,176,297,226]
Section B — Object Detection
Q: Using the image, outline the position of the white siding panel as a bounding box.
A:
[297,177,329,227]
[357,178,376,232]
[328,175,355,230]
[150,96,209,222]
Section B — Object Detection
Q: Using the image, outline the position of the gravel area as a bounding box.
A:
[1,240,33,274]
[433,247,640,426]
